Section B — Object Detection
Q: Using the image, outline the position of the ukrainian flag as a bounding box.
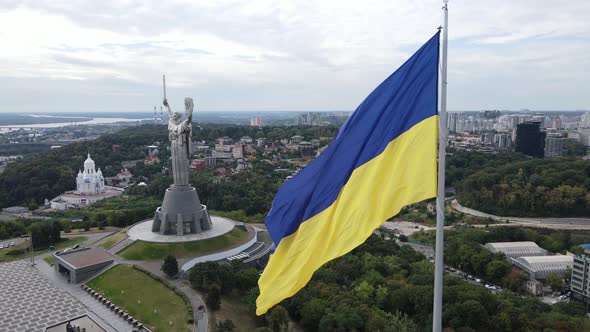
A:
[257,32,440,315]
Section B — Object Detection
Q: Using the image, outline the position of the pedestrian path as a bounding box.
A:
[0,260,85,332]
[35,261,132,332]
[108,237,135,254]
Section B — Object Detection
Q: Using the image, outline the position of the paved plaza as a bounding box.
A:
[127,215,235,242]
[0,260,86,332]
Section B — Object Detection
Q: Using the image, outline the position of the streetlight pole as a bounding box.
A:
[30,231,35,266]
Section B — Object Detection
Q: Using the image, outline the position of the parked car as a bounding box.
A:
[9,242,15,246]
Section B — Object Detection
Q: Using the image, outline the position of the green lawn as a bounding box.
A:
[87,265,190,332]
[0,237,87,263]
[216,295,259,331]
[119,228,250,260]
[100,231,127,249]
[43,256,55,265]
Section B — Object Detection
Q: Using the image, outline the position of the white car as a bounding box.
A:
[0,245,4,249]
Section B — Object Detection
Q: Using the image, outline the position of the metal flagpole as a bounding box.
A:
[433,1,448,331]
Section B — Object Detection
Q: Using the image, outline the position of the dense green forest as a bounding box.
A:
[0,143,50,156]
[1,124,588,221]
[0,124,339,210]
[445,149,527,186]
[0,125,169,208]
[192,234,589,331]
[457,158,590,217]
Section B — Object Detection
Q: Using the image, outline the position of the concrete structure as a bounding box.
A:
[571,248,590,304]
[515,121,546,158]
[45,315,107,332]
[493,133,511,148]
[446,112,460,132]
[2,206,29,214]
[50,154,123,210]
[294,112,321,126]
[53,248,114,283]
[190,159,207,170]
[129,215,235,243]
[579,128,590,146]
[212,150,233,159]
[510,255,573,279]
[152,96,212,235]
[250,115,262,127]
[240,136,253,144]
[232,143,243,158]
[526,279,544,296]
[545,136,567,157]
[0,260,86,332]
[484,241,548,258]
[180,225,265,272]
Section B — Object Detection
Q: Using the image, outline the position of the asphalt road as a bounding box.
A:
[451,199,590,226]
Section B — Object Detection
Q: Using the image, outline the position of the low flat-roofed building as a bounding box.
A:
[53,248,114,283]
[484,241,548,258]
[2,206,29,214]
[511,255,573,280]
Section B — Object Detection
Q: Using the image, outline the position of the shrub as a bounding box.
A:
[6,248,27,256]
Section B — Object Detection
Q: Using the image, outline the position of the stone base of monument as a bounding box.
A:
[151,186,212,235]
[128,216,236,243]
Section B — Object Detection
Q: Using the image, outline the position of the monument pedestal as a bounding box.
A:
[152,185,212,235]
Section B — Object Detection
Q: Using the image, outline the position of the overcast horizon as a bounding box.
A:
[1,0,589,113]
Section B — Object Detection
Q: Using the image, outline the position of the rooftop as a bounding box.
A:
[485,241,540,248]
[513,255,573,273]
[55,247,114,269]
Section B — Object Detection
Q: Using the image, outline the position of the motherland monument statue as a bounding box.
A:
[152,75,212,235]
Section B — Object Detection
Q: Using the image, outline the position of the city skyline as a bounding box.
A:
[1,0,589,113]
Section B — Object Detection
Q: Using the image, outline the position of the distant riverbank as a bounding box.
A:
[0,117,152,131]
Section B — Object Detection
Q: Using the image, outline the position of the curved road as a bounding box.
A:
[451,199,590,229]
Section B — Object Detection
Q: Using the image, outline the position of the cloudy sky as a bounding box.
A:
[0,0,588,112]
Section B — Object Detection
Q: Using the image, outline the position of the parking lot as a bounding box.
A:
[0,236,27,250]
[443,265,503,293]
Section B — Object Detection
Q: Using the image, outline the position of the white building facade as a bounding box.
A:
[76,154,105,195]
[50,154,122,210]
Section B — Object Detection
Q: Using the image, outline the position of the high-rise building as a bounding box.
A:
[250,115,262,127]
[544,137,566,157]
[579,128,590,146]
[515,122,546,158]
[571,248,590,305]
[481,133,493,144]
[232,143,243,159]
[479,110,501,119]
[493,133,512,148]
[551,116,562,129]
[447,112,460,132]
[294,112,321,126]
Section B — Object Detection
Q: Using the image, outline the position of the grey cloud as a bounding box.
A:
[52,55,108,67]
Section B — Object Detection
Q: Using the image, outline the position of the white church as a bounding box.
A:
[50,154,123,210]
